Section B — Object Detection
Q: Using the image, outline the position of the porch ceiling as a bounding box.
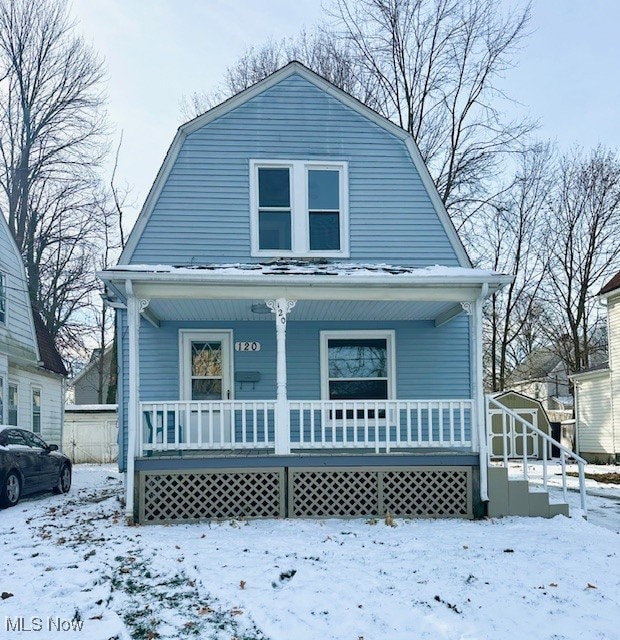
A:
[146,298,458,322]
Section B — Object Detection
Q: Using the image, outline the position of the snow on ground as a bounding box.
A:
[503,460,620,533]
[1,464,619,640]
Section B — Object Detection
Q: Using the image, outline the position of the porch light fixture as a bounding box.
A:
[251,303,272,314]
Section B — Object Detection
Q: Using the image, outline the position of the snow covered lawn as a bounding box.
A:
[1,465,619,640]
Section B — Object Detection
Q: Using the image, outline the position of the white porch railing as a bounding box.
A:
[486,396,587,513]
[289,400,473,452]
[139,399,474,455]
[140,401,276,454]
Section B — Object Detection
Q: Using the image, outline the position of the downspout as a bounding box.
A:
[475,283,490,502]
[125,280,139,524]
[60,376,66,451]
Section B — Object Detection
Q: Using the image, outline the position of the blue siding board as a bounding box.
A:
[130,74,459,266]
[120,317,470,460]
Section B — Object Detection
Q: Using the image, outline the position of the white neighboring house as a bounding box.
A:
[571,270,620,463]
[0,214,67,446]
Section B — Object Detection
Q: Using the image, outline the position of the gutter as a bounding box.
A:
[99,269,513,290]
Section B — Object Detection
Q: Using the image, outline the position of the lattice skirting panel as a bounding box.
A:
[139,468,285,523]
[289,466,472,519]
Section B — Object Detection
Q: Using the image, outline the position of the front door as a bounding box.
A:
[180,331,233,444]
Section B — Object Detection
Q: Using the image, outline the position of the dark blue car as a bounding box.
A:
[0,426,71,507]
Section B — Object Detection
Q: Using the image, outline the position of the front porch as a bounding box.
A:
[100,261,513,523]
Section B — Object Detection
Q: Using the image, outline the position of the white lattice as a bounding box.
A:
[140,470,284,523]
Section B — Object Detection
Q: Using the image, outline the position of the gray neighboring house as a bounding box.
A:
[72,345,114,404]
[507,348,572,414]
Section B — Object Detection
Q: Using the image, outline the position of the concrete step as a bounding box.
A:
[487,465,570,519]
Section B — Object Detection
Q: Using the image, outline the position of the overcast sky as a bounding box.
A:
[68,0,620,227]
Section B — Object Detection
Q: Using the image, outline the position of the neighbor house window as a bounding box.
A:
[0,272,6,324]
[8,383,18,425]
[251,160,348,257]
[0,377,3,423]
[32,388,41,434]
[321,331,395,400]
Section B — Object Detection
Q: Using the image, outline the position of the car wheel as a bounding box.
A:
[0,471,21,507]
[53,463,71,494]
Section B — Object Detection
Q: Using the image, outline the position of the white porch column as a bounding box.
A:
[464,283,489,501]
[266,298,296,455]
[125,282,148,523]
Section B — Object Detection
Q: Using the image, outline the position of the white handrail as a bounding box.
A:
[486,396,587,514]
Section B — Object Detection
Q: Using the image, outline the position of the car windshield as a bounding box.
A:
[21,431,48,449]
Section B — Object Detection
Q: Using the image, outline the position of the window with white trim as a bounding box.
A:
[0,272,6,325]
[321,331,395,401]
[250,160,348,257]
[8,383,18,426]
[32,387,41,434]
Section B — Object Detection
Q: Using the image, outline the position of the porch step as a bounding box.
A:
[487,467,570,519]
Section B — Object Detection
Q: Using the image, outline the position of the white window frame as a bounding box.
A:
[250,159,349,258]
[320,330,396,401]
[178,330,234,401]
[8,381,18,426]
[31,386,42,434]
[0,272,6,326]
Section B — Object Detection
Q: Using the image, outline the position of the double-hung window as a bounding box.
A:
[251,160,348,257]
[32,387,41,434]
[8,383,18,426]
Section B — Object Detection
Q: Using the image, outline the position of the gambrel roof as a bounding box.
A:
[119,61,470,267]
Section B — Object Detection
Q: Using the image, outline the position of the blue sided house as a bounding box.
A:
[100,62,583,524]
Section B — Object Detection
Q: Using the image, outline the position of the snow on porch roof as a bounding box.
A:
[103,260,507,281]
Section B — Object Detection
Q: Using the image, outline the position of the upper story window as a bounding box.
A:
[0,272,6,325]
[250,160,349,257]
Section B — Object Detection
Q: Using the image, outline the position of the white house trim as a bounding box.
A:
[118,62,470,267]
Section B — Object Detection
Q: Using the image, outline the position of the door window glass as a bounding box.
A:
[191,342,223,400]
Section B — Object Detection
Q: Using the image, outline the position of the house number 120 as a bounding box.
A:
[235,341,261,352]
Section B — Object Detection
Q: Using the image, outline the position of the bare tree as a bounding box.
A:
[542,146,620,373]
[181,29,372,119]
[478,143,553,390]
[187,0,533,226]
[0,0,107,355]
[329,0,534,218]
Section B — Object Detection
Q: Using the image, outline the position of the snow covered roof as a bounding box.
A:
[104,260,505,281]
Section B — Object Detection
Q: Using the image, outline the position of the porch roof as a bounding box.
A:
[100,261,512,325]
